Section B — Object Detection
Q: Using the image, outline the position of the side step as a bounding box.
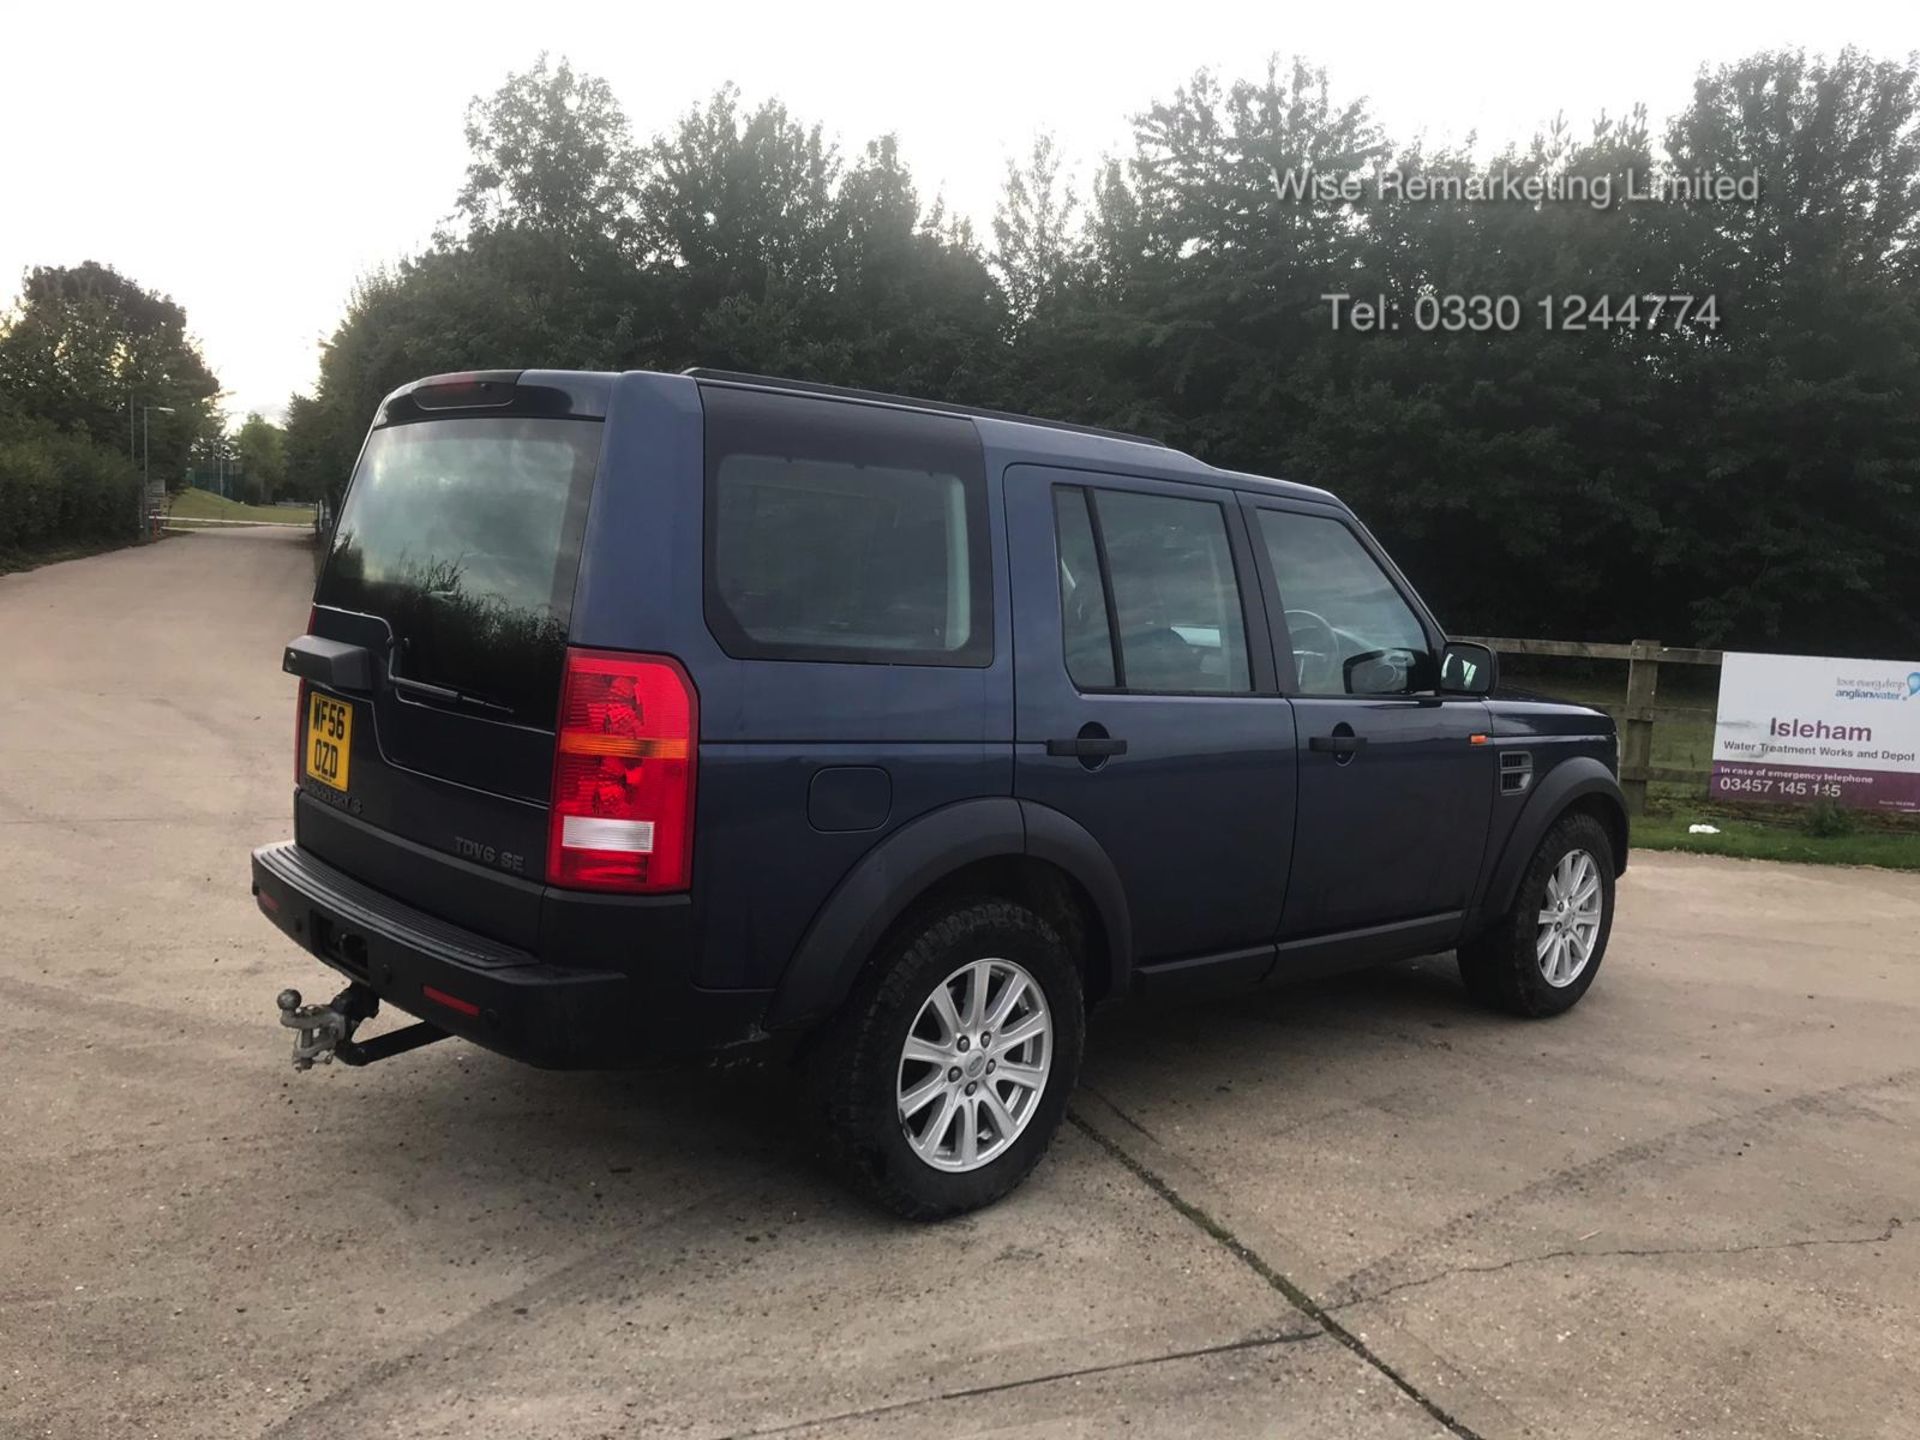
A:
[276,983,448,1070]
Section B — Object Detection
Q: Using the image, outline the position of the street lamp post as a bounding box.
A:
[140,405,175,539]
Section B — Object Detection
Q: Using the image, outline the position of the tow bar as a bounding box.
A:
[276,983,448,1070]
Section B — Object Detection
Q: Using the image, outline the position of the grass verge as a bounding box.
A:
[1634,813,1920,871]
[168,489,314,525]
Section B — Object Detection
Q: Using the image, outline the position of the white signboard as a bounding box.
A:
[1711,652,1920,812]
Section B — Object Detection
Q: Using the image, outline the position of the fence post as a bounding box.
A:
[1621,639,1661,816]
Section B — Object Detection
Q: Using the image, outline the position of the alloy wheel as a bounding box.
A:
[1536,848,1604,987]
[896,958,1052,1172]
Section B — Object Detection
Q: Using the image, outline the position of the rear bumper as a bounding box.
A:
[250,842,768,1068]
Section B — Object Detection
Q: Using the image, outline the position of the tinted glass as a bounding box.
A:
[1054,487,1116,688]
[316,417,599,724]
[714,456,971,654]
[703,386,991,666]
[1093,489,1249,693]
[1257,510,1429,694]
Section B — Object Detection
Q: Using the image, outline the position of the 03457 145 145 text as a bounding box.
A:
[1322,292,1722,333]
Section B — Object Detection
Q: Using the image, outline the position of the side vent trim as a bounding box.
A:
[1499,750,1534,796]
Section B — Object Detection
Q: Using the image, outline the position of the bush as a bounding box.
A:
[0,421,140,552]
[1803,799,1857,839]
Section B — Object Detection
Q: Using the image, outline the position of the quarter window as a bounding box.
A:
[1054,485,1250,694]
[1256,510,1430,695]
[703,387,991,666]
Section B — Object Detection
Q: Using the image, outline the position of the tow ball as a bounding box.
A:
[276,983,448,1070]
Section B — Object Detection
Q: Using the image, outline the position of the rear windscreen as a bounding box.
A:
[316,417,601,725]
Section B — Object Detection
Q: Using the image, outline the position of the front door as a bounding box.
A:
[1007,466,1296,966]
[1243,499,1495,940]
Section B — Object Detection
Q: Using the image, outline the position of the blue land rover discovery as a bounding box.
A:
[254,368,1626,1218]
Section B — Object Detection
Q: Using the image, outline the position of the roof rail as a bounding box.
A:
[681,368,1166,448]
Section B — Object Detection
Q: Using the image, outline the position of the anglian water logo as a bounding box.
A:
[1833,672,1920,702]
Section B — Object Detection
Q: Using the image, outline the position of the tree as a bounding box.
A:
[0,261,220,486]
[235,413,287,504]
[639,85,843,361]
[454,53,642,249]
[993,135,1081,324]
[283,392,346,507]
[1647,48,1920,650]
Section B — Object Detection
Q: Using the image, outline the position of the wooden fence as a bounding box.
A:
[1459,637,1721,815]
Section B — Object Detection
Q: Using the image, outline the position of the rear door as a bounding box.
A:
[1243,498,1494,940]
[1008,466,1296,969]
[301,399,602,942]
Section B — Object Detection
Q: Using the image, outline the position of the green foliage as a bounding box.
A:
[455,53,643,249]
[234,413,287,505]
[169,488,311,525]
[1634,811,1917,869]
[0,416,139,553]
[1648,48,1920,650]
[1801,798,1857,838]
[0,261,221,553]
[0,261,220,485]
[286,49,1920,658]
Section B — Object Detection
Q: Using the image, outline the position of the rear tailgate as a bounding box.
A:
[296,383,604,945]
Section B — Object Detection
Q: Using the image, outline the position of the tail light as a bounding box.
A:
[547,649,697,893]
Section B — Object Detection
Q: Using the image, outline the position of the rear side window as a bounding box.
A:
[317,417,600,724]
[701,386,991,666]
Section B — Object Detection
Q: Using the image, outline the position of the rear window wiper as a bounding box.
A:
[388,673,517,718]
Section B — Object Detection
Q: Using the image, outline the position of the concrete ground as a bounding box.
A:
[1,527,1914,1440]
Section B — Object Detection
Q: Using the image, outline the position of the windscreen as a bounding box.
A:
[316,416,601,725]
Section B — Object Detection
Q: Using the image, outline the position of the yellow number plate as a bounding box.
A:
[305,692,352,792]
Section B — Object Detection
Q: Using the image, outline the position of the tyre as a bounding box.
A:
[811,898,1085,1220]
[1457,811,1616,1017]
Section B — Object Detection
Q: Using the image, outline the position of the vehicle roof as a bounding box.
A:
[682,369,1342,507]
[375,367,1343,507]
[966,415,1339,506]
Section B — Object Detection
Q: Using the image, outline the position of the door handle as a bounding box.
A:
[1047,736,1129,758]
[1308,733,1367,757]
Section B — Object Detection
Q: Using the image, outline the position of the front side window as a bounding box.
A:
[1055,485,1250,694]
[703,387,991,666]
[1256,510,1430,695]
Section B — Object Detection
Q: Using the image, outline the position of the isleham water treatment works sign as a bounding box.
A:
[1711,653,1920,812]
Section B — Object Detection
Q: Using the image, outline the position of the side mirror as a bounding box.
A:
[1438,641,1497,696]
[1343,647,1424,695]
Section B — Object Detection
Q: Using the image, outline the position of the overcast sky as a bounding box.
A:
[4,1,1912,424]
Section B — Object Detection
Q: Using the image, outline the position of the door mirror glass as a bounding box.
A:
[1342,647,1431,695]
[1438,641,1497,696]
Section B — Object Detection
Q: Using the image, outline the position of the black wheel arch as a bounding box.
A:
[1471,756,1628,930]
[763,797,1133,1030]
